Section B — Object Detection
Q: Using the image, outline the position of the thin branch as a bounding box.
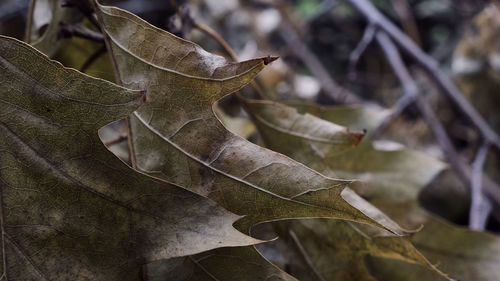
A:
[372,31,419,140]
[289,230,327,281]
[374,30,458,174]
[91,1,136,168]
[373,32,420,137]
[469,143,492,230]
[371,90,415,139]
[194,2,356,103]
[59,23,104,42]
[346,0,500,151]
[375,31,500,213]
[278,22,361,104]
[24,0,36,43]
[390,0,421,46]
[193,22,239,61]
[193,21,267,99]
[61,0,101,30]
[172,6,234,59]
[307,0,340,23]
[80,45,107,73]
[87,14,101,31]
[348,23,377,81]
[376,31,460,148]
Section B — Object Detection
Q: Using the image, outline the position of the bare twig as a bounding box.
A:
[192,21,268,99]
[91,1,136,168]
[289,230,327,281]
[371,90,415,139]
[24,0,36,43]
[377,32,454,145]
[59,23,104,42]
[278,22,361,104]
[469,143,492,230]
[375,31,500,217]
[346,0,500,151]
[391,0,421,46]
[62,0,101,30]
[307,0,340,23]
[348,23,377,81]
[80,45,107,73]
[172,6,236,60]
[372,32,418,139]
[193,22,238,61]
[194,1,360,103]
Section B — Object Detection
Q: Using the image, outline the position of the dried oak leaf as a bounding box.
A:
[0,36,259,281]
[96,2,405,236]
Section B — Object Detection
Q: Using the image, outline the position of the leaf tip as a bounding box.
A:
[407,223,425,234]
[347,128,365,145]
[264,55,279,65]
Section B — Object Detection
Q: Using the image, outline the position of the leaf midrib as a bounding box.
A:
[251,108,357,145]
[133,112,349,214]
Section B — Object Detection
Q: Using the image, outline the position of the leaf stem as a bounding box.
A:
[194,22,238,61]
[80,45,106,73]
[24,0,36,43]
[90,1,137,168]
[289,229,327,281]
[193,22,267,100]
